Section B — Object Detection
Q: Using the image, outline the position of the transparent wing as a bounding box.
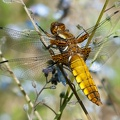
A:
[0,25,63,84]
[0,26,53,83]
[76,11,120,71]
[85,12,120,71]
[0,54,52,82]
[87,35,120,71]
[77,11,120,40]
[0,27,51,56]
[0,55,69,86]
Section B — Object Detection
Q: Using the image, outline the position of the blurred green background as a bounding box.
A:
[0,0,120,120]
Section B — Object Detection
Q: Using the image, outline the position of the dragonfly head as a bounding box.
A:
[50,22,66,35]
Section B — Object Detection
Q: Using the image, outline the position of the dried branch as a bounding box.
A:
[0,50,43,120]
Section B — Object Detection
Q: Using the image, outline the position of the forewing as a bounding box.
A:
[87,35,120,71]
[78,11,120,71]
[0,27,51,56]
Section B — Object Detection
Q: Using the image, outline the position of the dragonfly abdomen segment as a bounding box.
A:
[70,54,102,106]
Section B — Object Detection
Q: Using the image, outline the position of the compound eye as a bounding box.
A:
[51,22,58,34]
[50,22,66,35]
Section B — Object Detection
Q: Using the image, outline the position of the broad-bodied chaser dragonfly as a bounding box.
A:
[0,10,119,106]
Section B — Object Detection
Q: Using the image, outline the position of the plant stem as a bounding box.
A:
[85,0,110,48]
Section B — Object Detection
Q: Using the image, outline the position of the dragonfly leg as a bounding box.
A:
[36,23,54,37]
[46,39,67,49]
[50,39,67,47]
[76,33,89,43]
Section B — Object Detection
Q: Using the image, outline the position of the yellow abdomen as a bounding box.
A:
[70,54,102,106]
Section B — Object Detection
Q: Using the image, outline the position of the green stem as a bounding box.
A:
[54,91,73,120]
[85,0,110,48]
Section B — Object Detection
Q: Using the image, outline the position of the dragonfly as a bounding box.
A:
[0,10,119,106]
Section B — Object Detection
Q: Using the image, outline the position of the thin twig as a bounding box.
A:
[30,77,58,118]
[21,2,48,48]
[35,101,57,115]
[29,82,48,120]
